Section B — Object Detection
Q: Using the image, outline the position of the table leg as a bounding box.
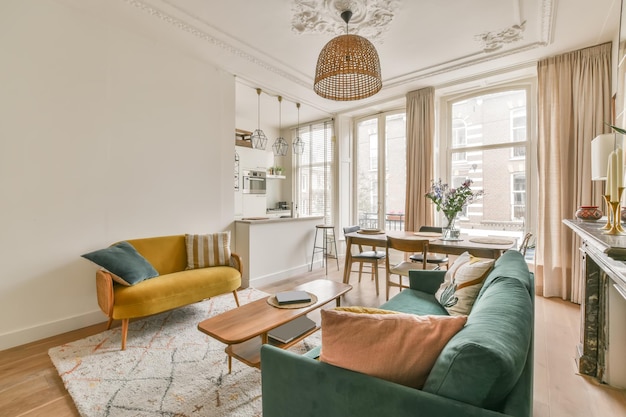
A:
[343,237,352,284]
[228,354,232,374]
[335,296,342,307]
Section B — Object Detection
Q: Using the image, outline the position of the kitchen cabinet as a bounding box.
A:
[235,216,323,288]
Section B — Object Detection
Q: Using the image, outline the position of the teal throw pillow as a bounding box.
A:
[81,241,159,286]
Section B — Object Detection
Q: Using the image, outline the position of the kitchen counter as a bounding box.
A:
[236,215,323,223]
[234,216,324,287]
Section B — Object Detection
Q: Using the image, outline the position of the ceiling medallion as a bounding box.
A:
[292,0,399,42]
[475,21,527,53]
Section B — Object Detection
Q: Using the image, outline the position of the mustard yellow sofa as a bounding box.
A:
[93,235,242,350]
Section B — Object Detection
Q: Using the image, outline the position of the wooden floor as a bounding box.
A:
[1,264,626,417]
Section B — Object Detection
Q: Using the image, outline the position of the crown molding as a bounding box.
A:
[122,0,312,89]
[121,0,555,101]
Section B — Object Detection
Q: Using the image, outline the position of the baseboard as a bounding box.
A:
[250,261,324,288]
[0,309,105,351]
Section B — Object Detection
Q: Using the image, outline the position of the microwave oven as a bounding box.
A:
[242,169,266,194]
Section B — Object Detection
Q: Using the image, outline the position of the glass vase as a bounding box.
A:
[442,213,461,240]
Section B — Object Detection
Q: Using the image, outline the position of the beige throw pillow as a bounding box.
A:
[435,251,494,316]
[185,232,231,269]
[320,309,467,389]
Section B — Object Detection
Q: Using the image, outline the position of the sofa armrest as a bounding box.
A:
[95,269,114,318]
[229,253,243,274]
[261,345,509,417]
[408,269,446,294]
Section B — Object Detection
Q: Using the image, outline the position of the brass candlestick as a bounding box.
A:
[605,201,621,235]
[618,187,625,233]
[604,187,625,235]
[602,194,612,230]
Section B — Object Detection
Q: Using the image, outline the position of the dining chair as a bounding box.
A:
[409,226,450,269]
[519,232,533,257]
[385,235,436,300]
[343,225,386,296]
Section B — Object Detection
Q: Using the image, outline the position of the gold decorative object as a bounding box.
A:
[314,10,382,101]
[604,187,625,235]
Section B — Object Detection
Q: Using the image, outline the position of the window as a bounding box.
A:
[445,87,530,239]
[294,120,335,224]
[452,119,467,161]
[511,107,526,158]
[512,173,526,220]
[355,112,406,230]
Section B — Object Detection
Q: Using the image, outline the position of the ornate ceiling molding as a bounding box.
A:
[291,0,399,41]
[475,21,527,53]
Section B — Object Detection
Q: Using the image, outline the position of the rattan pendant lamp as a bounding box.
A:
[314,10,382,101]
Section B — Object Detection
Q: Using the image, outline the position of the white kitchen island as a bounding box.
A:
[234,216,325,288]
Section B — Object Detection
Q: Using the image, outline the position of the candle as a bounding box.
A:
[610,151,619,202]
[615,148,624,188]
[607,152,614,200]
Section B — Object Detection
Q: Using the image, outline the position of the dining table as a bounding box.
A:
[342,229,518,285]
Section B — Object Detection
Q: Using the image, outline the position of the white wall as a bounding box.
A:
[0,1,236,349]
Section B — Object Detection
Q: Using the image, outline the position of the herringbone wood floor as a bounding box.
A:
[1,263,626,417]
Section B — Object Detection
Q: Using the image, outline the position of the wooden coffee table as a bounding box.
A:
[197,279,352,372]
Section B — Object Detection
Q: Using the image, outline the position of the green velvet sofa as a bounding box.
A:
[261,250,534,417]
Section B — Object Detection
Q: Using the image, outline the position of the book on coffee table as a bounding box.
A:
[268,315,317,344]
[275,290,311,305]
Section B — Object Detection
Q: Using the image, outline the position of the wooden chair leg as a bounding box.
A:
[373,262,380,296]
[358,263,364,282]
[106,317,114,330]
[121,319,129,351]
[233,290,240,307]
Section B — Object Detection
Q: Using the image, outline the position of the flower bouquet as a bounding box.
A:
[425,179,484,239]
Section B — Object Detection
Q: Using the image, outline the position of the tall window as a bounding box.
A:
[355,112,406,230]
[294,120,335,224]
[446,88,530,238]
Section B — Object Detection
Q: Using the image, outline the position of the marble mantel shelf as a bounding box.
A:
[563,219,626,292]
[564,218,626,388]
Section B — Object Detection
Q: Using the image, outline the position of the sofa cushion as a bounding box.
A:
[379,289,449,316]
[320,309,467,389]
[82,241,159,286]
[478,250,532,300]
[185,232,231,269]
[434,252,494,316]
[422,276,533,410]
[111,266,241,319]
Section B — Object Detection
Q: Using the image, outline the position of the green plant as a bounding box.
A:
[607,123,626,135]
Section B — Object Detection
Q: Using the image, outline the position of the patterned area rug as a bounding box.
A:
[48,288,321,417]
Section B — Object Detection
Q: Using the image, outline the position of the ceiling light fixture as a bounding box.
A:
[272,96,288,156]
[314,10,382,101]
[251,88,268,150]
[293,102,305,155]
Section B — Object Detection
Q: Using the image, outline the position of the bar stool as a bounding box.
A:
[310,224,339,275]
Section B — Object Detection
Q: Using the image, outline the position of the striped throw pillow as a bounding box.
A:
[185,232,231,269]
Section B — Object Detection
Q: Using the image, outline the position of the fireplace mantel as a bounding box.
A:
[564,219,626,389]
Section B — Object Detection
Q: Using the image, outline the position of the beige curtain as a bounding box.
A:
[536,42,612,301]
[405,87,435,231]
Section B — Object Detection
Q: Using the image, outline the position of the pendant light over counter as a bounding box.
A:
[272,96,288,156]
[293,102,305,155]
[250,88,268,150]
[314,10,382,101]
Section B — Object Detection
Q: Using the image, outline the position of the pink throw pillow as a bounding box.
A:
[320,309,467,389]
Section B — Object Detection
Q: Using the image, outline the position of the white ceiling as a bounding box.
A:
[63,0,621,129]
